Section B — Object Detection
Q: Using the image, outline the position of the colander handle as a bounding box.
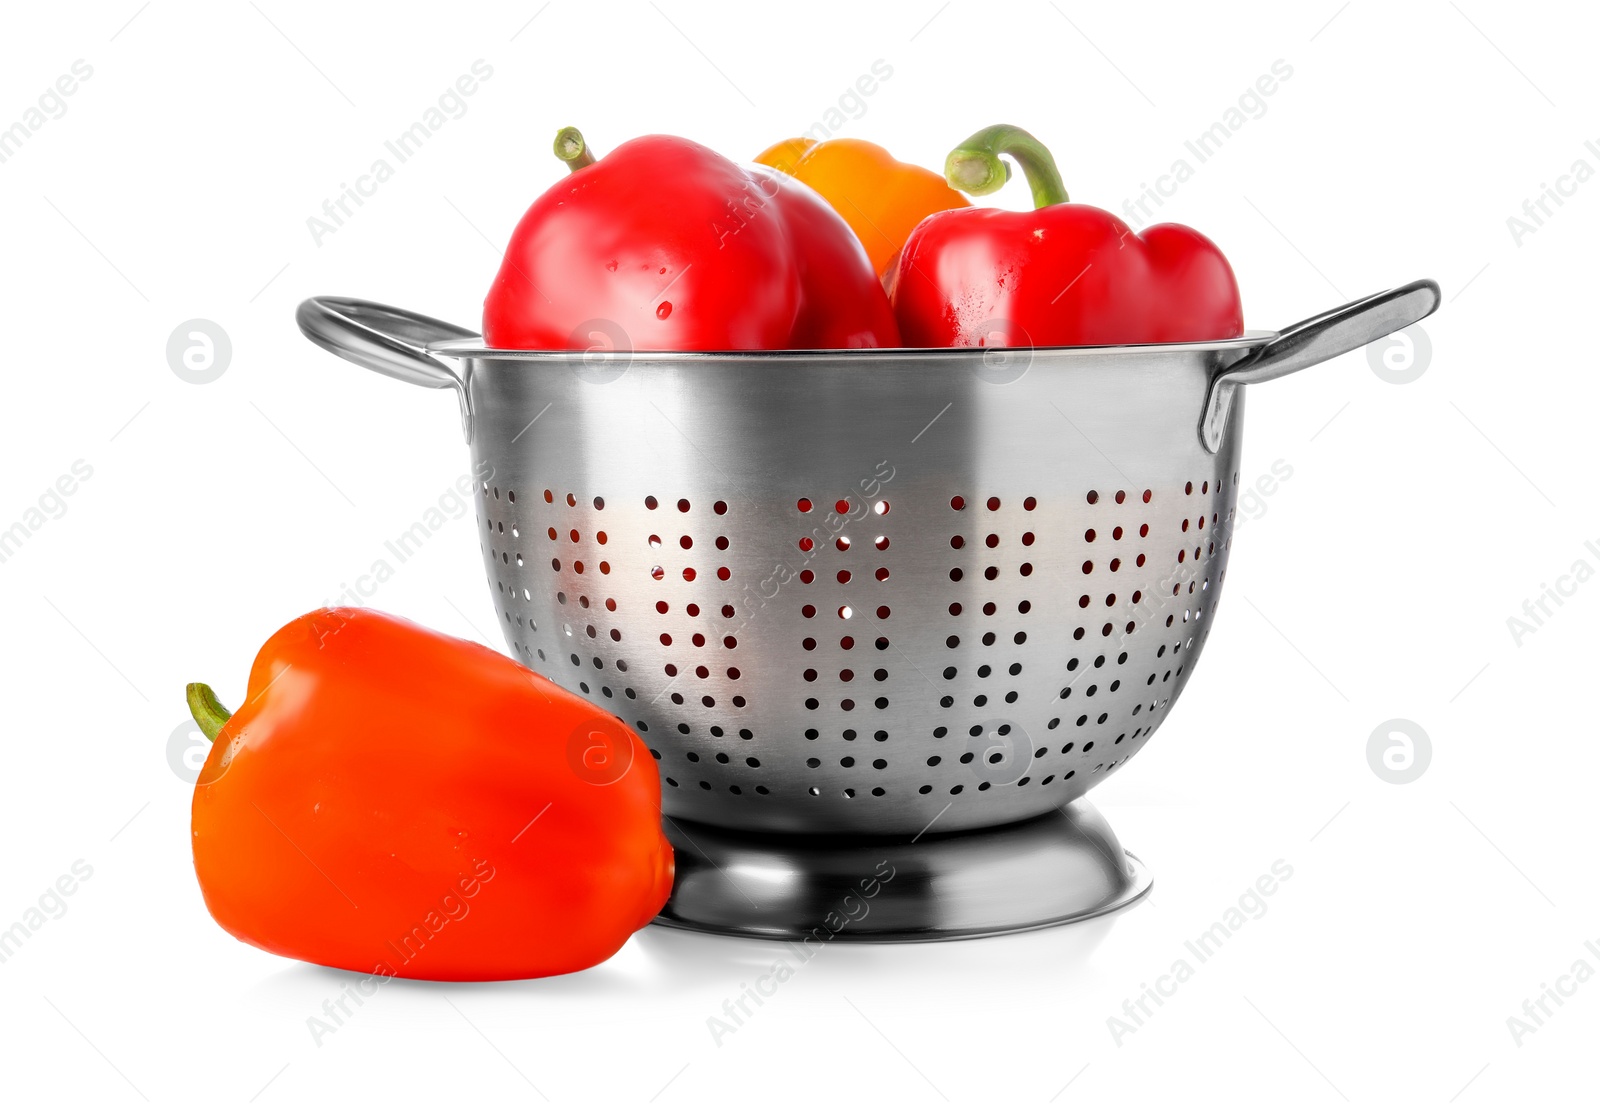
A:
[296,297,480,440]
[1199,278,1442,452]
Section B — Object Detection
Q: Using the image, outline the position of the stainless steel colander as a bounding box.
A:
[299,280,1437,938]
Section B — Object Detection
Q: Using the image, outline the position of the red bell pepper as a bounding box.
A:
[890,124,1243,347]
[483,128,899,351]
[187,608,673,981]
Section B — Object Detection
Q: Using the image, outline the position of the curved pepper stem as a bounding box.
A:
[944,124,1069,209]
[187,682,232,743]
[553,126,597,173]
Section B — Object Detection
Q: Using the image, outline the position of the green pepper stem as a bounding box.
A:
[944,124,1069,209]
[553,126,597,173]
[186,683,232,743]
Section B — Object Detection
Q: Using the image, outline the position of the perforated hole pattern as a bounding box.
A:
[477,476,1237,833]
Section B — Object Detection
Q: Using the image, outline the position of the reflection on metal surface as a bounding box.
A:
[655,800,1149,941]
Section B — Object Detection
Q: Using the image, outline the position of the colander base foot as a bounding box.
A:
[653,800,1151,942]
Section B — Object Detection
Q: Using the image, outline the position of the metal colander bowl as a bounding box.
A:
[299,282,1437,844]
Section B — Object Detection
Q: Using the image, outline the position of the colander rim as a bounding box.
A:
[424,329,1278,362]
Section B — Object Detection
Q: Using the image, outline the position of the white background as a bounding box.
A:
[1,1,1595,1100]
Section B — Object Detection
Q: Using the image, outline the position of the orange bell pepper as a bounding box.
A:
[186,607,673,981]
[752,136,816,175]
[755,136,969,277]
